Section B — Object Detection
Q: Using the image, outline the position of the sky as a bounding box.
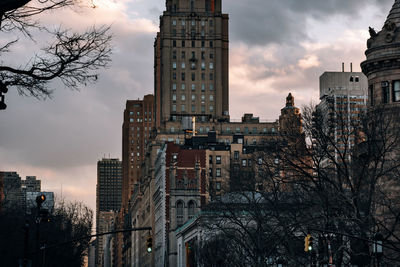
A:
[0,0,396,215]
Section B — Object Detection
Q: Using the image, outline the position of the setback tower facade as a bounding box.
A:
[155,0,229,128]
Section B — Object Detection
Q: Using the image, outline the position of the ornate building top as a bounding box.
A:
[361,0,400,76]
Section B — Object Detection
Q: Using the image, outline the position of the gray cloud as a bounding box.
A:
[226,0,393,45]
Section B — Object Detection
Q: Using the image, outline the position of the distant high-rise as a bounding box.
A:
[96,158,122,267]
[121,95,155,210]
[96,158,122,213]
[155,0,229,127]
[317,71,368,160]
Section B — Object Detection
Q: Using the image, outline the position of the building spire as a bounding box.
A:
[385,0,400,26]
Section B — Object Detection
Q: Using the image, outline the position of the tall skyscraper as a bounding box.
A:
[154,0,229,127]
[121,95,155,210]
[96,158,122,266]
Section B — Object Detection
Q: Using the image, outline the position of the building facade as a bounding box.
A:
[96,158,122,267]
[361,0,400,109]
[155,0,229,127]
[317,71,368,162]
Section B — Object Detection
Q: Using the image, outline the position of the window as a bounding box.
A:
[394,81,400,102]
[210,53,214,59]
[191,62,196,70]
[181,62,186,69]
[210,95,214,101]
[210,73,214,80]
[216,182,221,191]
[226,127,231,133]
[191,20,195,26]
[201,95,205,101]
[369,84,374,106]
[201,62,205,70]
[181,73,185,81]
[201,20,205,26]
[201,73,205,80]
[172,83,177,90]
[209,105,214,112]
[210,20,213,27]
[130,118,134,122]
[172,28,177,36]
[235,127,241,133]
[216,168,221,177]
[201,105,205,113]
[191,84,195,91]
[173,40,176,47]
[181,20,185,26]
[201,41,205,47]
[355,76,360,82]
[350,76,354,82]
[172,62,177,69]
[216,156,221,164]
[382,81,390,103]
[242,159,247,167]
[171,126,175,133]
[173,72,176,80]
[201,51,205,60]
[248,159,252,167]
[191,40,195,47]
[191,95,195,101]
[181,28,185,36]
[176,201,184,226]
[181,94,186,101]
[201,84,205,91]
[234,151,239,160]
[258,157,262,165]
[209,155,213,164]
[172,50,176,59]
[210,41,213,48]
[172,20,177,26]
[209,63,214,69]
[210,84,214,91]
[191,105,196,112]
[181,104,185,112]
[181,83,186,90]
[182,40,185,47]
[191,73,195,81]
[172,105,176,112]
[188,201,195,219]
[172,94,177,101]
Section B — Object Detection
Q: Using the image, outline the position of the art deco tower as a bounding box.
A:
[154,0,229,128]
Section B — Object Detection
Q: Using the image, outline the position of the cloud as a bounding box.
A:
[225,0,393,46]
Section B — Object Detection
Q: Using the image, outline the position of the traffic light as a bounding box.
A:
[304,234,312,252]
[0,82,7,110]
[36,194,46,209]
[146,235,153,253]
[308,236,313,252]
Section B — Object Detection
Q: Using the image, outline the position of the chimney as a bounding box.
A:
[350,63,353,73]
[342,62,344,72]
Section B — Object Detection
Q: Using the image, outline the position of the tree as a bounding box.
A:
[0,0,112,102]
[0,199,93,267]
[198,104,400,266]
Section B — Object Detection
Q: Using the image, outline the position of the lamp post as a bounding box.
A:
[372,232,383,267]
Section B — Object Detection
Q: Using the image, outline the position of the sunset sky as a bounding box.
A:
[0,0,395,214]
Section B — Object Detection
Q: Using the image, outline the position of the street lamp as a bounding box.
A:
[372,232,383,266]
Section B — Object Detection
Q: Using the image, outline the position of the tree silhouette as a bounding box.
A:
[0,0,112,101]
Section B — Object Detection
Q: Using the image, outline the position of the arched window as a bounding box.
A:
[188,201,196,219]
[177,201,184,226]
